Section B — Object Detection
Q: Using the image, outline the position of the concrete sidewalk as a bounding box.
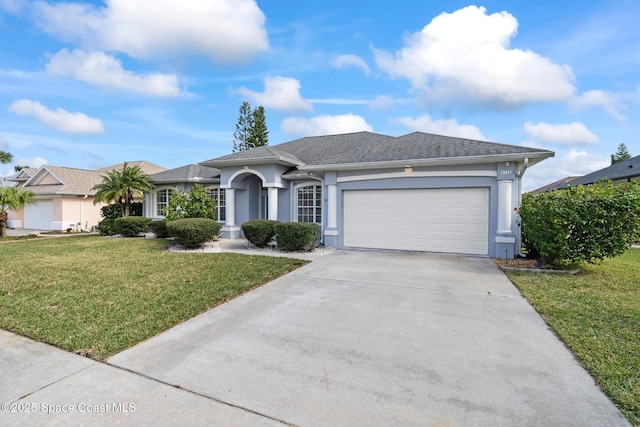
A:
[0,330,287,426]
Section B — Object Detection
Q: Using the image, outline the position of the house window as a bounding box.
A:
[207,188,226,222]
[297,185,322,224]
[260,189,269,219]
[156,189,174,216]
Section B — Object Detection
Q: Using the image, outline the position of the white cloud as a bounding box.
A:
[281,114,373,137]
[393,114,486,140]
[1,0,25,14]
[523,149,610,192]
[235,77,313,113]
[369,95,411,110]
[0,134,7,148]
[373,5,576,109]
[571,90,625,123]
[523,121,600,145]
[46,49,182,97]
[33,0,268,64]
[332,54,370,74]
[8,100,106,134]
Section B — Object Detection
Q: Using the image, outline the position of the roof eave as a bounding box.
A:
[200,156,303,168]
[298,152,555,172]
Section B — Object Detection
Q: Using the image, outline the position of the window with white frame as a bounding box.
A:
[207,187,226,222]
[297,185,322,224]
[156,188,174,217]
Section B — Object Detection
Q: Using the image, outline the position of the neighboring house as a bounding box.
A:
[529,176,578,194]
[144,164,224,221]
[193,131,553,258]
[7,161,166,231]
[553,155,640,190]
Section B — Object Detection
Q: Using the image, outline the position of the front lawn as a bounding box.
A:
[504,248,640,426]
[0,235,307,361]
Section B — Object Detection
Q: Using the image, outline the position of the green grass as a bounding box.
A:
[504,248,640,426]
[0,235,307,361]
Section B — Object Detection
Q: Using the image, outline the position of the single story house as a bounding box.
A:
[8,161,166,231]
[552,155,640,190]
[187,131,553,258]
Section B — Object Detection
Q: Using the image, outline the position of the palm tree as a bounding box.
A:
[0,150,13,165]
[92,162,154,217]
[0,186,36,238]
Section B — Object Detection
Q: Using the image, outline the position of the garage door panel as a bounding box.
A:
[24,200,54,230]
[343,188,489,255]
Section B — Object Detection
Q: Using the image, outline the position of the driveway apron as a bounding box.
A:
[109,250,628,426]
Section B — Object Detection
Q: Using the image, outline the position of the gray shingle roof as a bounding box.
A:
[201,131,553,170]
[555,155,640,188]
[305,132,551,166]
[150,164,220,183]
[22,166,107,195]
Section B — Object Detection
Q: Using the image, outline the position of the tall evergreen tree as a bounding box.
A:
[249,105,269,148]
[611,143,632,164]
[233,101,253,152]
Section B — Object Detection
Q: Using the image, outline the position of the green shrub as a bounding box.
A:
[114,216,151,237]
[100,202,142,220]
[275,222,320,252]
[242,219,278,247]
[97,218,117,236]
[149,220,169,238]
[166,218,222,249]
[164,184,216,221]
[518,180,640,265]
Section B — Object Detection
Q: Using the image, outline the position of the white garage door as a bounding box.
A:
[24,200,54,230]
[343,188,489,255]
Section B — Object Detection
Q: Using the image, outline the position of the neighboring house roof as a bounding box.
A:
[530,176,579,194]
[150,164,220,184]
[97,161,167,175]
[555,155,640,189]
[21,166,107,196]
[200,131,554,171]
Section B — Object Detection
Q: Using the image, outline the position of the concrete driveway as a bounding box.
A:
[108,250,628,426]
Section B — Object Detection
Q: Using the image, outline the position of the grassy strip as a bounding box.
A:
[0,235,307,361]
[504,248,640,426]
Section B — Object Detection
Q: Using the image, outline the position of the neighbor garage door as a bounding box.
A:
[343,188,489,255]
[24,200,54,230]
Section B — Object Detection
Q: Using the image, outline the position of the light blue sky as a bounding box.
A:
[1,0,638,191]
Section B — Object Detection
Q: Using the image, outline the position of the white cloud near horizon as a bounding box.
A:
[15,156,48,169]
[32,0,268,64]
[331,54,370,74]
[8,99,106,134]
[46,49,182,97]
[393,114,486,140]
[523,149,610,192]
[235,77,313,113]
[373,5,576,109]
[523,121,600,145]
[281,114,373,137]
[570,90,626,123]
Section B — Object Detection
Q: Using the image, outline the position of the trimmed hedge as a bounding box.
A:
[519,180,640,265]
[97,218,117,236]
[149,220,169,238]
[114,216,151,237]
[275,222,320,252]
[166,218,222,249]
[242,219,278,248]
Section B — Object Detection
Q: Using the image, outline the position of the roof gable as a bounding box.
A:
[22,165,106,196]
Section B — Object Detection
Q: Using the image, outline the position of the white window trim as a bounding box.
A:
[293,183,323,225]
[206,186,226,223]
[154,187,176,218]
